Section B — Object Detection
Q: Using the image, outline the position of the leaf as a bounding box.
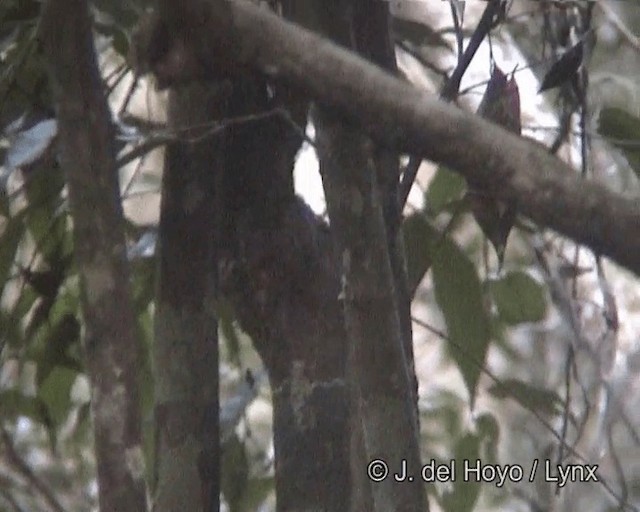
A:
[432,237,491,407]
[402,213,439,296]
[441,433,481,512]
[488,271,547,325]
[539,40,583,93]
[488,379,563,417]
[426,166,467,214]
[4,119,57,170]
[38,366,78,426]
[598,107,640,178]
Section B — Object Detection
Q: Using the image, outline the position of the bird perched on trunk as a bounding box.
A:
[466,65,521,268]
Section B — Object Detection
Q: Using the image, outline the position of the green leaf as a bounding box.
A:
[488,379,563,417]
[441,433,481,512]
[426,167,467,214]
[38,366,78,426]
[402,213,438,296]
[432,237,491,407]
[598,107,640,178]
[488,271,546,325]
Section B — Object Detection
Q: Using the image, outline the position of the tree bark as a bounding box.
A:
[40,1,147,511]
[214,68,352,512]
[147,1,354,510]
[152,84,221,512]
[310,2,424,510]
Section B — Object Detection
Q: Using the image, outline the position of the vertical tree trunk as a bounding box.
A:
[40,1,147,510]
[311,1,426,511]
[152,84,221,512]
[216,71,353,511]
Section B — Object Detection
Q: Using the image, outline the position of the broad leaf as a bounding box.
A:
[38,366,78,426]
[488,271,547,325]
[432,237,491,407]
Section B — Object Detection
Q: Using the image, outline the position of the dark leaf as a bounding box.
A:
[539,40,583,93]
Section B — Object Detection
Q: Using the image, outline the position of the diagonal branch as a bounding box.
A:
[140,0,640,276]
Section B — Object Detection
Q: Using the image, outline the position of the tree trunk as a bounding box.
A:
[41,1,147,510]
[215,68,352,511]
[152,83,221,512]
